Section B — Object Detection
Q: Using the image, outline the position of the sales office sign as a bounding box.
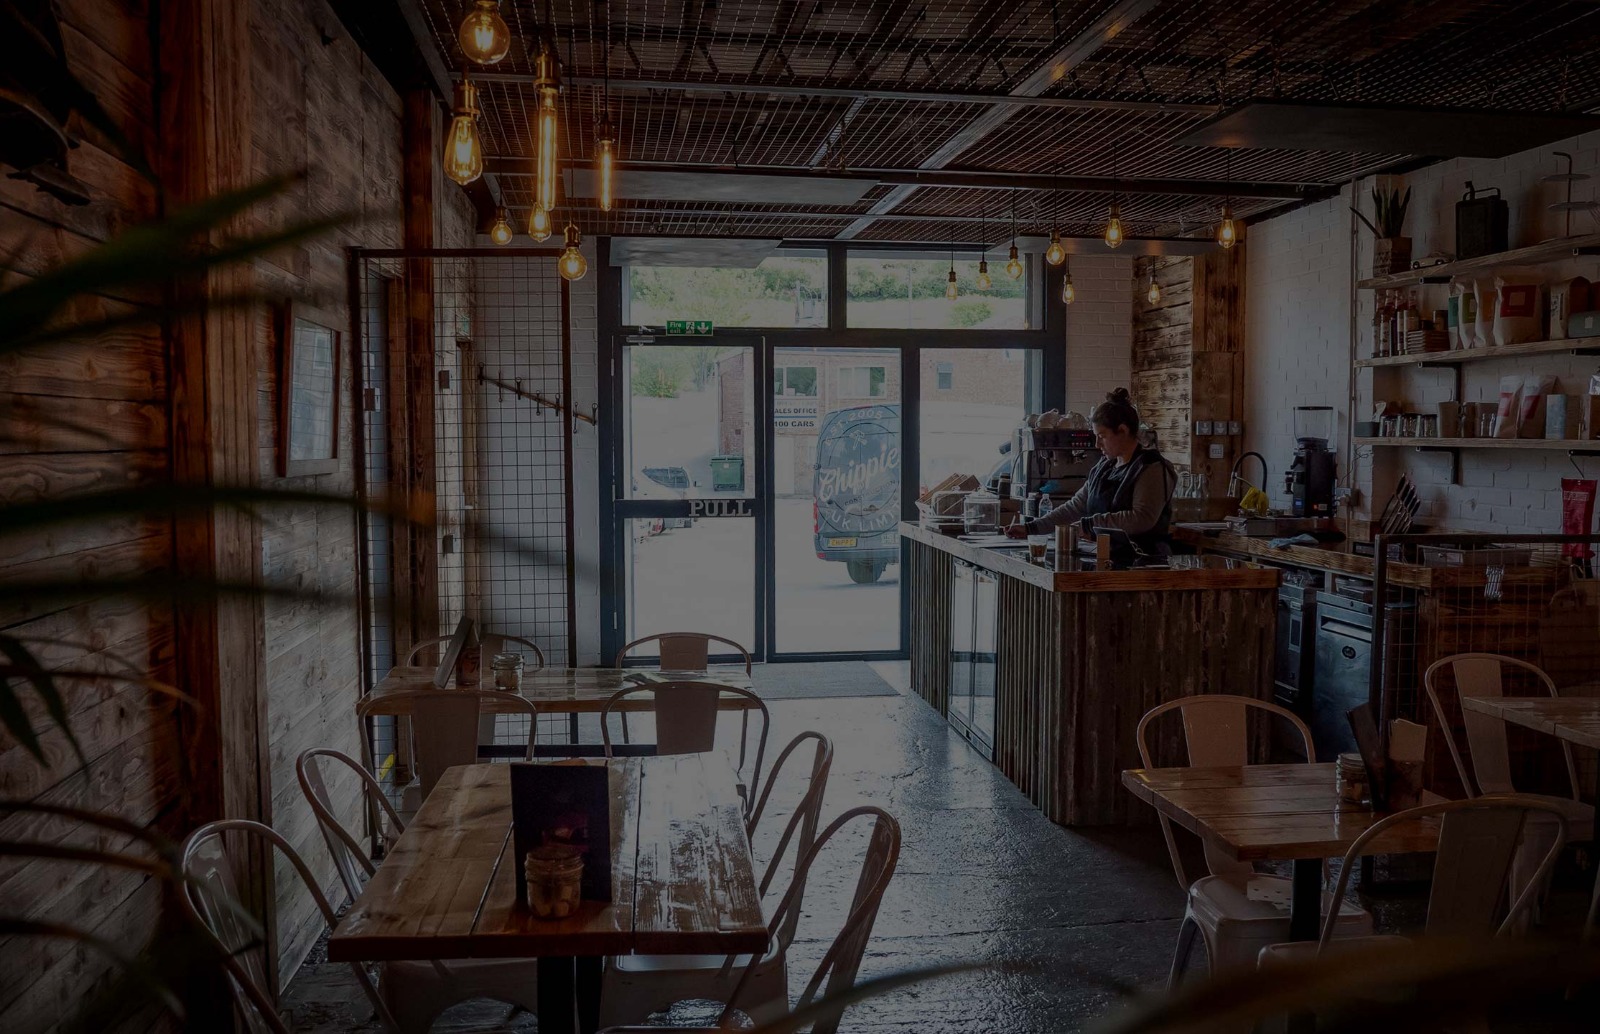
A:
[689,499,752,517]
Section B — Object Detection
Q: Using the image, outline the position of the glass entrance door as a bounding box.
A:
[769,347,902,656]
[616,340,760,661]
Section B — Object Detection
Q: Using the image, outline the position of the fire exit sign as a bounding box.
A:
[666,319,713,336]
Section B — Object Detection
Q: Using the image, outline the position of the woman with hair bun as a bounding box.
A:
[1005,387,1177,552]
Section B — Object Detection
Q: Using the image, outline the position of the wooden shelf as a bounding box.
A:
[1355,437,1600,452]
[1356,231,1600,290]
[1354,336,1600,368]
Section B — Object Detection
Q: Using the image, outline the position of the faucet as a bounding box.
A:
[1229,452,1268,496]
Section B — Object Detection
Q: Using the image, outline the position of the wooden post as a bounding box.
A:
[400,90,440,651]
[157,0,273,1008]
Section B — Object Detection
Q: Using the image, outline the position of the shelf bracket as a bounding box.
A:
[1414,445,1460,485]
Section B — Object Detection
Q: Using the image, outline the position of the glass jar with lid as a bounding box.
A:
[524,844,584,919]
[491,652,524,691]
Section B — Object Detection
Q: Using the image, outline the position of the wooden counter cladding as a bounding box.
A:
[904,525,1278,826]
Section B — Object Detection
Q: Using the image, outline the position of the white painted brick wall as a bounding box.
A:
[1064,255,1134,417]
[1245,130,1600,533]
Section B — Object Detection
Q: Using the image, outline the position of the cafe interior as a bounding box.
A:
[10,0,1600,1031]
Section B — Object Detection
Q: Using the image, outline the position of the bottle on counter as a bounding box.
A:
[1038,492,1053,520]
[1024,491,1039,520]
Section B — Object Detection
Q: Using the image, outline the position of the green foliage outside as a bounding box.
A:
[949,300,993,328]
[629,257,824,328]
[846,257,1025,301]
[631,345,737,398]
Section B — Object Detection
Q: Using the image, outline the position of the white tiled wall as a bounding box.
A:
[1065,255,1135,417]
[1244,131,1600,532]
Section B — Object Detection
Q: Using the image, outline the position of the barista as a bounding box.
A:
[1005,388,1176,552]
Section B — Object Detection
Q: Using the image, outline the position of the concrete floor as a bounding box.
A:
[285,663,1188,1032]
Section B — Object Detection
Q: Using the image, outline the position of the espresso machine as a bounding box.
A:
[1008,425,1099,502]
[1284,406,1337,518]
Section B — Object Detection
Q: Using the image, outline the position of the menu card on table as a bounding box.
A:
[509,761,612,905]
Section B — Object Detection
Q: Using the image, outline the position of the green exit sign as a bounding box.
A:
[666,319,714,336]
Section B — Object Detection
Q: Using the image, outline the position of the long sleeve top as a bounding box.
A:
[1023,454,1175,537]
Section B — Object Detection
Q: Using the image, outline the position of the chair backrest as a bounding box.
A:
[722,806,900,1034]
[1316,795,1569,950]
[357,689,538,800]
[1423,653,1579,799]
[745,731,834,951]
[179,819,396,1034]
[404,631,545,670]
[613,631,753,675]
[600,681,770,802]
[296,747,406,905]
[1136,694,1315,889]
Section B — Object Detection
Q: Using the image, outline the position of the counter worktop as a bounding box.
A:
[900,521,1279,593]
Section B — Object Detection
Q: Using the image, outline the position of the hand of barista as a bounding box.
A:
[1004,521,1029,539]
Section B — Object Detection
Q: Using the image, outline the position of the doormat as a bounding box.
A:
[752,662,900,700]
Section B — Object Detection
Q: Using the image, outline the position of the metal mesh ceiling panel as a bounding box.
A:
[423,0,1600,241]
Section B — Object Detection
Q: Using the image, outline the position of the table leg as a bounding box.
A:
[576,955,602,1034]
[538,956,576,1034]
[1290,857,1323,942]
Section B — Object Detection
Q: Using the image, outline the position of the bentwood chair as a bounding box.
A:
[1136,695,1372,985]
[1258,795,1569,966]
[356,688,538,802]
[405,631,545,670]
[598,732,834,1028]
[600,681,770,808]
[179,819,399,1034]
[295,748,539,1034]
[599,806,901,1034]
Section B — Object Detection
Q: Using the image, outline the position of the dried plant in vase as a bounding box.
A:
[1353,184,1414,275]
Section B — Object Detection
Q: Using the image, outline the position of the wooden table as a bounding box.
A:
[1121,764,1442,941]
[365,666,759,756]
[329,757,767,1034]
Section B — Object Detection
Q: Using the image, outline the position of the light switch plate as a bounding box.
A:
[1228,421,1243,435]
[1195,420,1213,436]
[1208,443,1225,459]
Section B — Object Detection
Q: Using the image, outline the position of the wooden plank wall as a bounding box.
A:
[1131,249,1246,490]
[249,0,476,981]
[0,0,182,1026]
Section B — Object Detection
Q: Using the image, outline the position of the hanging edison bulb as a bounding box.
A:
[458,0,511,64]
[489,207,513,245]
[595,122,617,212]
[1104,199,1124,249]
[976,256,992,290]
[1146,274,1161,305]
[1216,204,1238,249]
[1044,230,1066,266]
[1005,243,1023,280]
[558,223,588,281]
[443,79,483,186]
[1062,269,1076,305]
[528,204,552,241]
[534,46,561,215]
[945,263,958,300]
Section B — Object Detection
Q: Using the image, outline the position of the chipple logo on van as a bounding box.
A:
[816,444,900,505]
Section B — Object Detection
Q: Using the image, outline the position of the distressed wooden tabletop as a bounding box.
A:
[1121,764,1442,862]
[363,666,760,715]
[328,756,768,961]
[1459,696,1600,752]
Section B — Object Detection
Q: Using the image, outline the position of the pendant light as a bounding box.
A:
[1103,143,1124,248]
[1044,168,1066,266]
[1146,272,1161,305]
[1005,193,1023,280]
[443,77,483,186]
[976,201,992,289]
[528,204,552,242]
[945,250,958,300]
[458,0,511,65]
[559,222,588,281]
[1216,152,1238,249]
[1062,262,1076,305]
[533,43,561,215]
[489,207,513,245]
[594,7,617,213]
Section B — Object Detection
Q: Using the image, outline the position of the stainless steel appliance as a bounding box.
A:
[948,559,999,760]
[1311,591,1415,762]
[1273,581,1319,756]
[1008,426,1099,502]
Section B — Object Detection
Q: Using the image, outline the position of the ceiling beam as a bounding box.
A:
[465,71,1220,116]
[837,0,1166,238]
[483,158,1319,200]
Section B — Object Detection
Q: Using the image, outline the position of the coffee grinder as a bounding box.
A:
[1285,406,1337,518]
